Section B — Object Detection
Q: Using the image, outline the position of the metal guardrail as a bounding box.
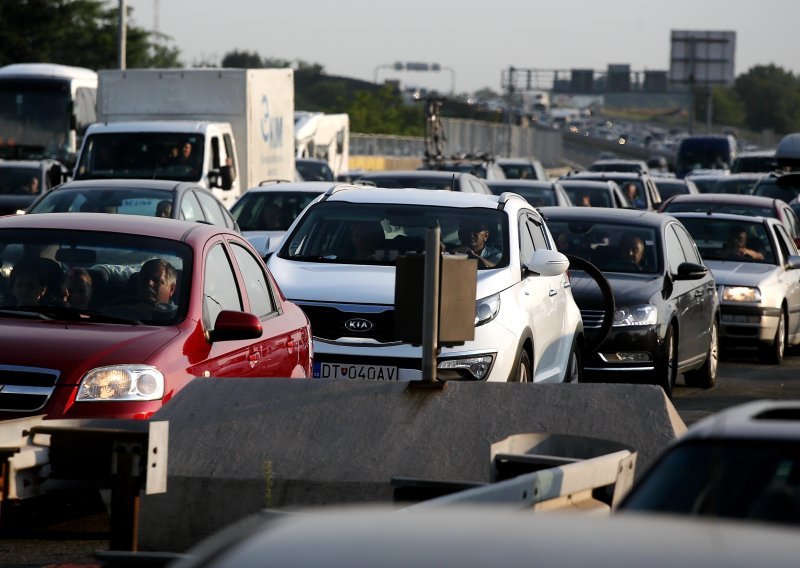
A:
[0,415,168,551]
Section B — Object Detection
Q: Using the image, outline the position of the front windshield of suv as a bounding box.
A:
[0,229,191,325]
[546,221,660,274]
[278,202,508,269]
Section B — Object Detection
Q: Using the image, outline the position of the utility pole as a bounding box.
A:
[117,0,127,70]
[506,66,516,157]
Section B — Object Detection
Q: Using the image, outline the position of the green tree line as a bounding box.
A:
[2,1,800,136]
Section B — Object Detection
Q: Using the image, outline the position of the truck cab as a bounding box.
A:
[73,120,240,207]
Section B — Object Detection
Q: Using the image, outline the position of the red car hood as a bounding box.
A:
[0,319,181,384]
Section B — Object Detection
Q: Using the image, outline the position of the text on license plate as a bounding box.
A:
[314,362,398,381]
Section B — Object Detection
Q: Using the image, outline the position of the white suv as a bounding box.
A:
[267,186,584,383]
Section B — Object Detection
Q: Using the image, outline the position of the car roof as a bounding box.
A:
[322,186,505,209]
[486,180,554,189]
[736,150,775,158]
[664,194,781,207]
[679,400,800,442]
[496,158,542,165]
[559,179,617,189]
[540,206,665,227]
[716,172,766,181]
[0,160,57,170]
[360,170,473,180]
[566,171,644,180]
[54,179,187,191]
[668,211,775,225]
[242,181,338,194]
[0,211,230,241]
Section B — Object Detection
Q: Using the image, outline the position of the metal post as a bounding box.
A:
[117,0,127,70]
[421,226,441,382]
[706,88,714,133]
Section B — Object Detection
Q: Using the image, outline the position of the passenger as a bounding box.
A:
[618,233,646,271]
[10,257,65,306]
[349,221,386,260]
[66,267,93,310]
[723,226,764,260]
[156,200,173,218]
[104,258,177,320]
[454,219,502,269]
[624,182,645,209]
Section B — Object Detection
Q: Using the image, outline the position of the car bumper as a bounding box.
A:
[582,325,661,382]
[312,321,520,383]
[719,303,781,346]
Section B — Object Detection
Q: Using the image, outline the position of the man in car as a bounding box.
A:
[453,219,502,269]
[723,226,764,260]
[618,233,646,271]
[105,258,177,320]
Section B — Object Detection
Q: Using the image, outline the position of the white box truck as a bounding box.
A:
[73,68,295,207]
[294,111,349,178]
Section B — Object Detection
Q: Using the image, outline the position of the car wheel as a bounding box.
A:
[684,318,718,389]
[758,309,786,365]
[564,336,583,383]
[512,349,533,383]
[656,324,677,398]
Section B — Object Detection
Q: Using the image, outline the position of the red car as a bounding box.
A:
[0,213,312,420]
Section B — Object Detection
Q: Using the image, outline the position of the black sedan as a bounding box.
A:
[25,179,239,231]
[542,207,719,396]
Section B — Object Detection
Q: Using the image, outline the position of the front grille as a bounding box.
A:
[580,309,607,329]
[297,303,395,343]
[0,365,60,412]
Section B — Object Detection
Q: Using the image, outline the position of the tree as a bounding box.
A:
[0,0,180,69]
[221,50,264,68]
[734,65,800,134]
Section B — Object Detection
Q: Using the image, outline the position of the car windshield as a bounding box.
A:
[363,176,456,190]
[279,202,508,269]
[499,164,537,180]
[678,218,776,264]
[690,177,722,194]
[0,228,191,325]
[622,439,800,525]
[715,178,760,195]
[488,185,555,206]
[655,182,689,200]
[28,187,174,216]
[546,221,660,274]
[231,190,322,232]
[753,179,800,202]
[296,161,334,182]
[0,167,42,196]
[562,186,613,207]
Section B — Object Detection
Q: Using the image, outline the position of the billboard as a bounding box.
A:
[670,30,736,86]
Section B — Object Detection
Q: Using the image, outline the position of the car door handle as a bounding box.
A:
[549,289,557,297]
[563,280,571,288]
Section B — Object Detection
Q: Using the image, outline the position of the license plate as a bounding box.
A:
[313,362,398,381]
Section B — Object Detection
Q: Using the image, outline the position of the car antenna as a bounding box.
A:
[451,174,456,191]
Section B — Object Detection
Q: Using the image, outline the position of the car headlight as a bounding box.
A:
[720,286,761,303]
[438,355,494,380]
[76,365,164,402]
[475,293,501,326]
[613,304,657,327]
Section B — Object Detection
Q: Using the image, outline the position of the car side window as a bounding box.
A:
[673,223,702,264]
[665,226,686,274]
[180,190,204,222]
[231,242,277,318]
[527,214,550,250]
[782,205,800,238]
[196,190,227,227]
[518,214,536,266]
[773,224,796,261]
[203,243,242,329]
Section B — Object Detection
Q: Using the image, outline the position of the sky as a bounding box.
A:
[126,0,799,95]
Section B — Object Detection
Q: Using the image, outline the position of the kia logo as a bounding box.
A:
[344,318,373,332]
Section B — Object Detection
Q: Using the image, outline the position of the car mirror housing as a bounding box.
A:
[524,249,570,277]
[208,310,263,342]
[674,262,708,281]
[785,254,800,270]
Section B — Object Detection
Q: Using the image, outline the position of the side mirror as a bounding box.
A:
[674,261,708,280]
[47,164,65,188]
[785,254,800,270]
[245,234,271,258]
[523,249,569,276]
[208,310,262,342]
[207,170,221,188]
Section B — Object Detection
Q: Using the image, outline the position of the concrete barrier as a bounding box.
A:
[139,379,684,551]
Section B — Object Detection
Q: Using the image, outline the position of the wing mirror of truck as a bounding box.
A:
[208,165,235,190]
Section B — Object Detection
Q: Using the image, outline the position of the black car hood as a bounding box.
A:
[571,271,663,310]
